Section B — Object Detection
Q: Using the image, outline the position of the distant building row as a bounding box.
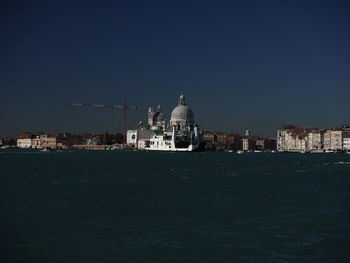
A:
[203,130,276,151]
[277,125,350,152]
[15,132,123,149]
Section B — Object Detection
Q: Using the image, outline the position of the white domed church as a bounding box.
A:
[129,94,203,151]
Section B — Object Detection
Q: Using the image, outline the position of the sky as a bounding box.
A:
[1,0,349,137]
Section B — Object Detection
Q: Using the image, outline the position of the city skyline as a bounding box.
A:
[1,0,349,137]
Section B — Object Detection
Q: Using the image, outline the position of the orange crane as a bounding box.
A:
[66,99,137,143]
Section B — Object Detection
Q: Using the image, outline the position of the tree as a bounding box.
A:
[114,133,124,144]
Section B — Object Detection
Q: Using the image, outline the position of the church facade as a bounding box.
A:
[127,95,203,151]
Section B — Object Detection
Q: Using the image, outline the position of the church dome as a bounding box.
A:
[170,95,194,123]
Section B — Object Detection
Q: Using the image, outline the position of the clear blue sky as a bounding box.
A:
[1,0,349,137]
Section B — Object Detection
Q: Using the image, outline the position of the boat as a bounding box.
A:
[236,150,244,154]
[147,127,203,152]
[111,144,124,150]
[41,147,55,152]
[311,149,324,153]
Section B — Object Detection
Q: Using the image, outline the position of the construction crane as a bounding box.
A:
[66,99,137,143]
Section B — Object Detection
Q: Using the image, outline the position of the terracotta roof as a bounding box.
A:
[280,124,301,130]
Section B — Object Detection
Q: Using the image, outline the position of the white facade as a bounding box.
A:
[307,131,323,151]
[32,136,42,149]
[330,130,343,150]
[17,138,32,148]
[343,138,350,151]
[41,135,56,149]
[277,129,288,151]
[278,126,350,152]
[324,130,343,151]
[277,130,307,152]
[323,130,331,150]
[126,130,138,147]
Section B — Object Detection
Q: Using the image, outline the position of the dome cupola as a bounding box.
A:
[170,95,194,129]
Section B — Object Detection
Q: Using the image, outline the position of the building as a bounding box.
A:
[148,95,202,151]
[307,129,324,151]
[343,134,350,151]
[330,130,343,151]
[127,95,203,151]
[277,125,309,152]
[226,134,243,151]
[278,125,350,152]
[242,137,255,151]
[31,135,42,148]
[202,132,242,151]
[324,128,343,151]
[203,131,227,151]
[40,135,57,149]
[255,138,267,151]
[126,130,138,147]
[148,105,165,130]
[17,138,32,148]
[17,133,33,148]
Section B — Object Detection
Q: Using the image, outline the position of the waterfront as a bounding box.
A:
[1,150,350,262]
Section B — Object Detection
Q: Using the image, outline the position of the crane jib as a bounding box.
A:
[66,100,137,143]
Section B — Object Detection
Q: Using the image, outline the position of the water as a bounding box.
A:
[1,150,350,263]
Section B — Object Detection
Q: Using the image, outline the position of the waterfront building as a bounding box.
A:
[202,132,242,151]
[203,131,227,151]
[324,129,343,151]
[40,135,57,149]
[330,129,343,151]
[81,134,101,146]
[226,133,243,151]
[277,125,308,152]
[17,132,33,148]
[255,138,267,151]
[126,130,138,147]
[277,125,298,151]
[323,130,331,151]
[307,129,324,151]
[277,125,350,152]
[343,135,350,151]
[242,137,255,151]
[31,135,42,148]
[17,138,32,148]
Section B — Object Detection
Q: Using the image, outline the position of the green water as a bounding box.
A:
[1,150,350,262]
